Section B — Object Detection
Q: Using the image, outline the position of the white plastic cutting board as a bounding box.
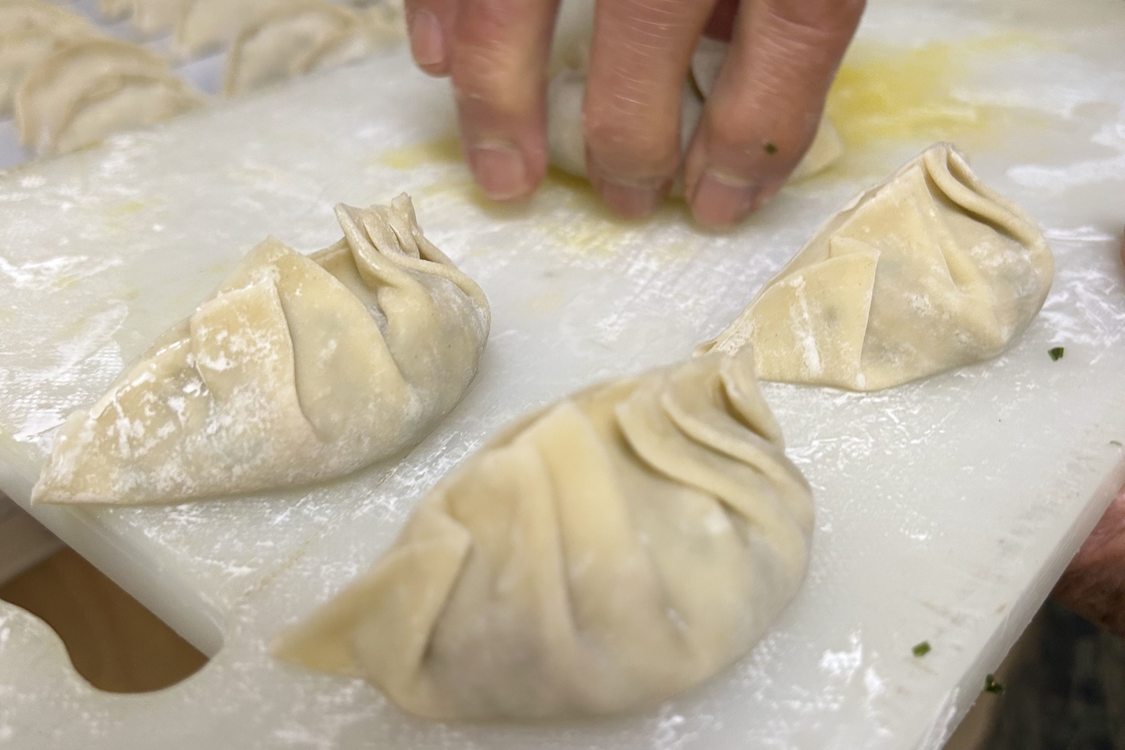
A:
[2,1,1125,747]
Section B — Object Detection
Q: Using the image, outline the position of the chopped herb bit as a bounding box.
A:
[1111,440,1123,448]
[912,641,932,657]
[764,142,779,155]
[1048,346,1065,361]
[984,673,1005,694]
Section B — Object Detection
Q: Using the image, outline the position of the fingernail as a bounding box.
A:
[691,170,760,227]
[469,141,529,201]
[598,180,662,219]
[409,10,445,69]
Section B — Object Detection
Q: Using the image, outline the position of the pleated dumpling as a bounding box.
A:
[174,0,294,58]
[222,1,372,96]
[275,347,813,720]
[698,143,1054,391]
[50,73,205,155]
[33,195,491,505]
[128,0,189,35]
[545,2,842,185]
[13,36,204,156]
[0,0,98,114]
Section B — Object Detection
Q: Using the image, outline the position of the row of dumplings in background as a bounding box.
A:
[32,142,1054,720]
[0,0,404,155]
[97,0,404,91]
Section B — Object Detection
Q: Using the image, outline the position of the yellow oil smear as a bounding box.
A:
[106,199,146,216]
[534,168,640,258]
[827,33,1049,149]
[376,137,461,169]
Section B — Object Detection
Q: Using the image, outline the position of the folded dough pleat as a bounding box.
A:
[222,1,371,96]
[33,195,490,505]
[700,143,1054,391]
[274,348,813,720]
[0,1,98,114]
[51,73,205,155]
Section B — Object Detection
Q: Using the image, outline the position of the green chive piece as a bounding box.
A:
[912,641,931,657]
[764,142,779,155]
[984,673,1004,694]
[1048,346,1065,361]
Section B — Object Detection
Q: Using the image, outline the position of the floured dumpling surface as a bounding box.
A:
[546,2,842,187]
[33,195,491,505]
[275,347,812,720]
[698,143,1054,391]
[223,1,371,95]
[0,1,98,114]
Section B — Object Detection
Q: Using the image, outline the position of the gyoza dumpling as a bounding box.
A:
[15,39,174,153]
[174,0,296,58]
[222,1,368,96]
[32,195,490,505]
[274,347,812,720]
[98,0,132,20]
[546,1,842,187]
[353,0,405,46]
[129,0,189,35]
[698,143,1054,391]
[0,0,98,114]
[51,72,205,154]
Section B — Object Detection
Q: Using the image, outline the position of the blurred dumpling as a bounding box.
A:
[275,347,813,720]
[32,195,491,505]
[223,1,369,95]
[174,0,295,58]
[698,143,1054,391]
[546,2,842,186]
[129,0,189,35]
[0,0,98,114]
[15,39,175,153]
[51,73,205,154]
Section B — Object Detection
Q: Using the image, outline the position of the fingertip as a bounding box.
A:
[468,140,535,201]
[688,169,760,227]
[408,8,450,75]
[595,178,666,220]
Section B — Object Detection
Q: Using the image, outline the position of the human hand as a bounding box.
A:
[1052,234,1125,637]
[1053,488,1125,637]
[403,0,865,226]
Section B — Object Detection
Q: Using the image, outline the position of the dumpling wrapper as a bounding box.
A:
[98,0,132,19]
[129,0,189,35]
[274,347,813,720]
[174,0,299,58]
[546,4,842,188]
[15,38,173,152]
[49,72,205,155]
[0,1,98,114]
[222,1,367,96]
[698,143,1054,391]
[33,195,491,505]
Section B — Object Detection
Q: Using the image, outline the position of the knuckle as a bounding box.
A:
[451,44,527,114]
[585,117,679,177]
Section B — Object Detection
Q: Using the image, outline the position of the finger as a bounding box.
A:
[684,0,865,227]
[1052,488,1125,637]
[405,0,458,75]
[451,0,559,200]
[584,0,716,218]
[704,0,739,41]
